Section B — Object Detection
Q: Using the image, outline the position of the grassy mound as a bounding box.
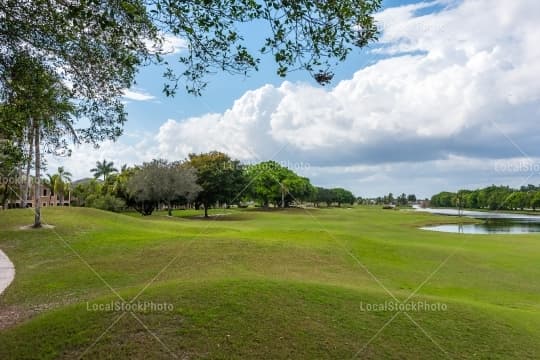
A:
[1,280,538,359]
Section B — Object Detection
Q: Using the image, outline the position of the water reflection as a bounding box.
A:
[414,206,540,221]
[421,220,540,234]
[415,206,540,234]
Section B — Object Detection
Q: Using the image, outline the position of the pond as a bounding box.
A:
[414,206,540,234]
[420,221,540,234]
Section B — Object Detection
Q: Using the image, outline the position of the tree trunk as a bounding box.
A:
[23,122,34,208]
[1,184,9,209]
[33,121,41,228]
[168,201,172,216]
[281,187,285,208]
[204,203,209,218]
[17,164,23,207]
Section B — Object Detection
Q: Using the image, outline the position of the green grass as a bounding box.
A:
[0,206,539,359]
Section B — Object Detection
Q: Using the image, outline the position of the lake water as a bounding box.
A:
[414,206,540,234]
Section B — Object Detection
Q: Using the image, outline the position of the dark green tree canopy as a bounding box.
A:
[1,0,382,98]
[0,0,155,96]
[0,54,78,166]
[313,187,355,207]
[188,151,246,216]
[245,160,315,207]
[430,185,536,211]
[0,1,158,143]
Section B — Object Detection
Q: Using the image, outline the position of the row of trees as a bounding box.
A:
[358,193,417,206]
[431,185,540,211]
[72,153,356,217]
[313,187,356,207]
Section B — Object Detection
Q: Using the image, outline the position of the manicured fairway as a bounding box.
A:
[0,207,539,359]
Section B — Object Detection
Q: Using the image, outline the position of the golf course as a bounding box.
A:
[0,206,539,359]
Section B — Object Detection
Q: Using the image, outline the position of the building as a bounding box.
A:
[6,184,70,209]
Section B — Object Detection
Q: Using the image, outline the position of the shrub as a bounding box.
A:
[87,194,126,212]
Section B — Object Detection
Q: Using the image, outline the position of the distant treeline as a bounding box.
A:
[69,152,356,216]
[431,185,540,211]
[2,152,358,215]
[359,193,417,206]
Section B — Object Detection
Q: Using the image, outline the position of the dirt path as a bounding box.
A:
[0,249,14,296]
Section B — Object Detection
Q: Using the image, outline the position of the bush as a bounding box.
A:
[87,194,125,212]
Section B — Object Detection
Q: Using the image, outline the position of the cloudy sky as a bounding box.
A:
[48,0,540,198]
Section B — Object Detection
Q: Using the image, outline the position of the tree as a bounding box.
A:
[463,191,478,209]
[315,187,334,207]
[91,160,118,181]
[331,188,356,207]
[431,192,455,208]
[431,185,529,211]
[72,179,103,207]
[0,104,26,207]
[530,192,540,211]
[188,152,246,217]
[397,193,408,206]
[1,1,156,143]
[45,167,73,206]
[283,176,315,207]
[127,159,201,216]
[112,166,138,208]
[51,166,72,205]
[152,0,382,93]
[245,161,313,208]
[407,194,417,203]
[0,136,23,208]
[1,2,155,220]
[1,0,381,100]
[245,162,284,208]
[2,55,77,227]
[161,162,201,216]
[508,191,529,211]
[43,173,58,205]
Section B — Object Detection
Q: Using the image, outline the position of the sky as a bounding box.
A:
[48,0,540,198]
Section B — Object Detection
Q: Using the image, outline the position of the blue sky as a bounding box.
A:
[52,0,540,198]
[124,0,427,134]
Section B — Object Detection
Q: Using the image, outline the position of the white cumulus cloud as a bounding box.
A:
[123,88,156,102]
[153,0,540,167]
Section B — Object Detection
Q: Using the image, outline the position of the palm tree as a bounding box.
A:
[44,167,72,206]
[57,166,72,182]
[62,181,72,206]
[8,56,79,227]
[53,167,72,205]
[91,160,118,181]
[43,173,58,206]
